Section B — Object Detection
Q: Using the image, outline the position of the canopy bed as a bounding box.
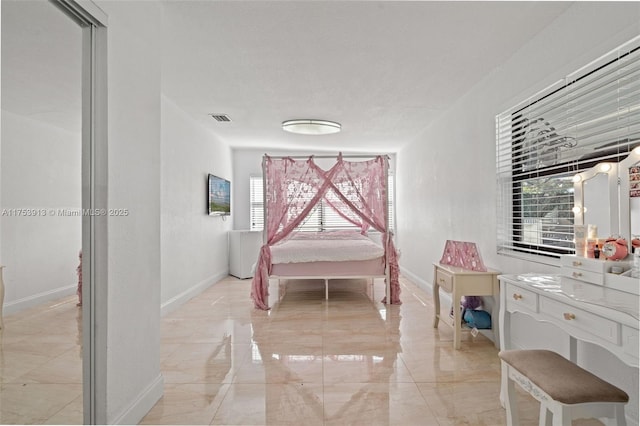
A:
[250,153,401,310]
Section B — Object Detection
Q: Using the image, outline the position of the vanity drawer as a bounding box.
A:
[539,297,620,345]
[562,267,604,285]
[435,268,453,293]
[561,256,605,274]
[505,283,538,314]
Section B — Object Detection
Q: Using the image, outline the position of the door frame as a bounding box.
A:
[50,1,107,424]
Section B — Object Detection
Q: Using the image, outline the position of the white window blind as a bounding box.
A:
[249,175,264,231]
[249,174,395,232]
[497,36,640,259]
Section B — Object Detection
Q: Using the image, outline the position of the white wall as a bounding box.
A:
[95,0,163,423]
[0,111,81,312]
[398,2,640,280]
[232,149,264,230]
[160,95,232,312]
[396,3,640,425]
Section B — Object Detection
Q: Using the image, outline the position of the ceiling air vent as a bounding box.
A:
[209,113,231,122]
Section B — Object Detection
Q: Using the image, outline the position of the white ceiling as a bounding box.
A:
[160,1,573,153]
[1,1,574,153]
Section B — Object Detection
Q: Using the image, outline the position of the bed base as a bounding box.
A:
[269,274,387,301]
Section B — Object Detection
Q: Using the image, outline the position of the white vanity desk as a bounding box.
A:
[499,147,640,369]
[499,273,639,368]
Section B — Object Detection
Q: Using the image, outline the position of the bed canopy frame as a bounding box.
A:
[250,153,401,310]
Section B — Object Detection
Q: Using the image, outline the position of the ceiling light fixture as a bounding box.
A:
[282,119,341,135]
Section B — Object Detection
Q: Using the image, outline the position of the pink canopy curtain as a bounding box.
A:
[250,154,401,310]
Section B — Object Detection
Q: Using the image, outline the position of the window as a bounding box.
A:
[497,37,640,259]
[250,173,395,232]
[249,175,264,230]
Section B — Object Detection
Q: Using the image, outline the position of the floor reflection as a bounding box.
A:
[0,295,83,424]
[143,275,609,425]
[249,279,403,424]
[0,276,606,425]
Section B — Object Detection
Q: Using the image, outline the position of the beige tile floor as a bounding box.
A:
[0,276,605,425]
[144,276,602,426]
[0,295,83,424]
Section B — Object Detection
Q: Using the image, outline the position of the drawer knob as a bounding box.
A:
[572,261,582,267]
[572,272,583,278]
[439,278,445,284]
[512,293,523,300]
[563,313,576,320]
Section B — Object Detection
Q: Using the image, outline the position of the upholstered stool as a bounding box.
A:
[499,349,628,426]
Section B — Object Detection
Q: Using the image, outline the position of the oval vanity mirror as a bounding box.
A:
[573,162,619,240]
[584,171,612,236]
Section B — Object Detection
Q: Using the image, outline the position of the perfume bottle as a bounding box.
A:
[594,244,600,259]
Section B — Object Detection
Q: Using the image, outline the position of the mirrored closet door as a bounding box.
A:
[1,1,83,422]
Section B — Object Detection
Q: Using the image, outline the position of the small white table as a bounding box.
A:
[432,263,501,349]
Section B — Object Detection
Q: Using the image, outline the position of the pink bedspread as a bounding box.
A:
[271,232,384,264]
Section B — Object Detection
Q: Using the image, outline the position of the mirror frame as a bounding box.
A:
[619,146,640,246]
[573,162,619,238]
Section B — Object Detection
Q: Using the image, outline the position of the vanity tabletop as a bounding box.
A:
[499,273,640,326]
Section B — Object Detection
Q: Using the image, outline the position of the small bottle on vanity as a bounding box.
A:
[594,244,600,259]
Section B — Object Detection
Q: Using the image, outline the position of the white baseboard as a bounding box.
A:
[111,373,164,425]
[3,284,77,315]
[400,265,454,305]
[399,266,431,295]
[160,270,228,317]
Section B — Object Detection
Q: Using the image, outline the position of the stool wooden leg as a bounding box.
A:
[614,404,627,426]
[538,403,552,426]
[502,364,520,426]
[552,405,571,426]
